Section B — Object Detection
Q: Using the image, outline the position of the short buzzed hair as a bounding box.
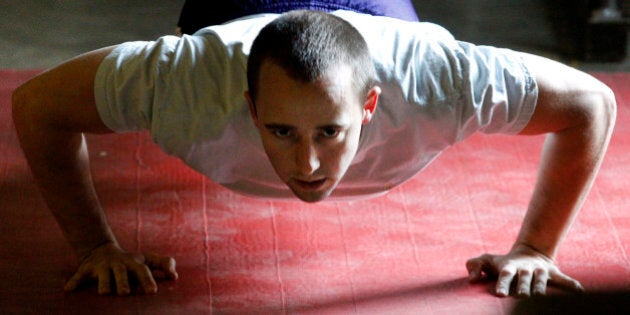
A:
[247,10,376,102]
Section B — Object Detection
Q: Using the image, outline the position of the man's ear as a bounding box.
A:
[244,91,261,127]
[362,86,381,124]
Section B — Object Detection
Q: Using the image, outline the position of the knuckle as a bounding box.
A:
[111,261,125,271]
[499,268,515,278]
[465,259,478,269]
[518,269,532,277]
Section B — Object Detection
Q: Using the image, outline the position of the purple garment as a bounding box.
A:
[177,0,418,34]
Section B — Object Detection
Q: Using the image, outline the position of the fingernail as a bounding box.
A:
[496,287,508,297]
[469,270,478,280]
[118,288,130,295]
[146,285,158,294]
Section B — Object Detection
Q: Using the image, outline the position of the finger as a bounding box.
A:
[496,267,516,297]
[466,258,483,282]
[145,253,179,280]
[532,269,549,296]
[64,269,89,292]
[97,269,112,295]
[516,269,533,297]
[112,263,131,295]
[163,257,178,280]
[466,254,494,282]
[550,271,584,292]
[130,263,158,294]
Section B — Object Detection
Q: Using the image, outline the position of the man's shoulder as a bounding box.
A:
[192,13,279,45]
[333,10,455,42]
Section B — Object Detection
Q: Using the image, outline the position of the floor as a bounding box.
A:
[1,70,629,314]
[0,0,628,70]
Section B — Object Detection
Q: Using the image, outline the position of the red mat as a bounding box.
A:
[1,70,629,314]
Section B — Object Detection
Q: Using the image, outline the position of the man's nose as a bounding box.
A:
[295,139,320,176]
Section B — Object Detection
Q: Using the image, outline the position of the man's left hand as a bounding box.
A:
[466,244,584,297]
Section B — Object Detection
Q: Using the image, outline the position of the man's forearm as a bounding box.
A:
[37,134,117,260]
[13,83,117,260]
[516,87,616,259]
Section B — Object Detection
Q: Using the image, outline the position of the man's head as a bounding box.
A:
[246,10,376,102]
[245,10,380,202]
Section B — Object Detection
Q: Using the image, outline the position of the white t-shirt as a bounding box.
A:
[94,10,537,200]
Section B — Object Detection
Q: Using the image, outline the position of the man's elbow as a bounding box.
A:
[567,79,617,135]
[12,76,61,134]
[591,83,617,137]
[11,78,58,141]
[11,82,36,134]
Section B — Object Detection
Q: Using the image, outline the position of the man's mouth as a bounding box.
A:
[292,178,328,191]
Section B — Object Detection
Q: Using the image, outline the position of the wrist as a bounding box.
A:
[77,239,119,262]
[511,242,555,261]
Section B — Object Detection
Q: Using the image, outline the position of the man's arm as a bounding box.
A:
[12,46,178,295]
[466,53,616,297]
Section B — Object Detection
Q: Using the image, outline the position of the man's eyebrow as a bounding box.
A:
[317,124,345,130]
[264,123,347,130]
[264,123,295,129]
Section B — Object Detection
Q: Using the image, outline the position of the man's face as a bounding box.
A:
[246,61,379,202]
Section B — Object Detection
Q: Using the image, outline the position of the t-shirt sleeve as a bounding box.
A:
[343,10,538,148]
[455,42,538,138]
[92,14,271,156]
[395,37,538,144]
[94,37,179,133]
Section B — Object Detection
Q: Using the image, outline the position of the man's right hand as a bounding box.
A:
[64,242,178,295]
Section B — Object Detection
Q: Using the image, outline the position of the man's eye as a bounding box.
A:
[273,129,292,138]
[322,128,340,138]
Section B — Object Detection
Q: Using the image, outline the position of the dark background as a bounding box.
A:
[0,0,628,70]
